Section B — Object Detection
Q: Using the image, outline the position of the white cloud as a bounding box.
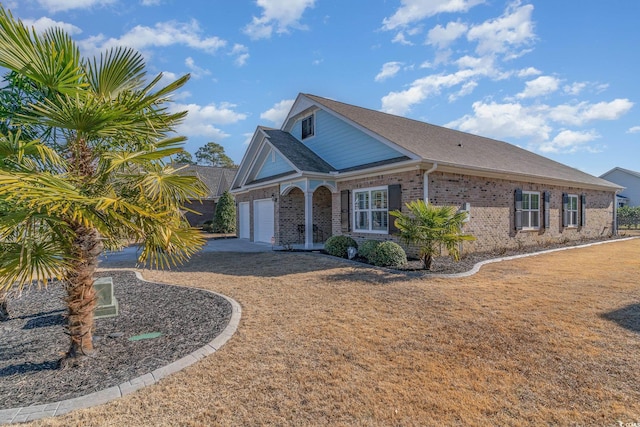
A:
[467,2,535,56]
[244,0,315,40]
[79,20,226,57]
[448,80,478,102]
[260,99,294,125]
[375,62,403,82]
[169,102,248,140]
[22,17,83,35]
[184,57,211,79]
[539,130,601,153]
[230,44,249,67]
[446,98,632,153]
[563,82,587,96]
[426,21,468,49]
[517,75,560,99]
[548,99,634,126]
[382,0,484,31]
[141,0,162,5]
[517,67,541,77]
[447,101,552,141]
[391,32,414,45]
[381,55,501,114]
[627,126,640,134]
[35,0,116,12]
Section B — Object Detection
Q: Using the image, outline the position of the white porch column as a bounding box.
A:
[305,189,313,249]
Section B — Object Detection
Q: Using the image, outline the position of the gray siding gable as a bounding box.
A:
[600,167,640,206]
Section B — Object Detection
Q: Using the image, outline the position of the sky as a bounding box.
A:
[5,0,640,177]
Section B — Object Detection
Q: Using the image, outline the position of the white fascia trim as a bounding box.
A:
[232,127,269,189]
[231,172,304,195]
[334,159,422,182]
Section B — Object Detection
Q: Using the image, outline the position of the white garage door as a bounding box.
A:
[238,202,250,239]
[253,199,274,243]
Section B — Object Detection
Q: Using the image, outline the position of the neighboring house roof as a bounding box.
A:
[302,94,620,190]
[176,164,238,199]
[600,166,640,180]
[262,127,336,174]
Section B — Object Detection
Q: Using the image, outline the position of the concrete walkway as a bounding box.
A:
[0,272,242,425]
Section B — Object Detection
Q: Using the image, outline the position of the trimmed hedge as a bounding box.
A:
[324,235,358,258]
[358,240,381,261]
[369,241,407,268]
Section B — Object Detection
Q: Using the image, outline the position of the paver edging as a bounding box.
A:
[0,272,241,425]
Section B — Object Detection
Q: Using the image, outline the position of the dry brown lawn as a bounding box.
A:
[23,239,640,426]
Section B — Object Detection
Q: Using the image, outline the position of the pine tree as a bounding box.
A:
[212,191,236,233]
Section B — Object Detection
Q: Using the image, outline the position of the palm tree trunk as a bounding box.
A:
[59,225,103,368]
[0,292,9,321]
[423,253,433,270]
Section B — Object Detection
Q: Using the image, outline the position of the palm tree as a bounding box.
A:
[390,200,475,270]
[0,7,207,366]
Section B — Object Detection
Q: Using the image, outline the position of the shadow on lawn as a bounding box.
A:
[602,304,640,334]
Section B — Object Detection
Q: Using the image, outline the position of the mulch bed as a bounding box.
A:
[0,271,232,410]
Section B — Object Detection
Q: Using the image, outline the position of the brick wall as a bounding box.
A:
[333,169,615,255]
[183,199,215,227]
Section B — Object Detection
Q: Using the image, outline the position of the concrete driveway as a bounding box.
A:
[99,238,274,267]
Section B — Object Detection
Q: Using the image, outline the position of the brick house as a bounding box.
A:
[230,93,621,253]
[177,164,237,227]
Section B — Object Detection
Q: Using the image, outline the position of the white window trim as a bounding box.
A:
[353,186,389,234]
[522,191,541,231]
[567,194,579,227]
[301,114,315,140]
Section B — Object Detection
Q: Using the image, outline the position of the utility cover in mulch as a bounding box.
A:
[0,271,232,410]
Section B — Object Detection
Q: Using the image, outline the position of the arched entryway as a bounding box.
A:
[279,179,336,249]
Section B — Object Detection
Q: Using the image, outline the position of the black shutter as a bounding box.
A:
[562,193,568,227]
[514,189,523,230]
[341,190,351,232]
[543,191,550,229]
[388,184,402,234]
[580,194,587,227]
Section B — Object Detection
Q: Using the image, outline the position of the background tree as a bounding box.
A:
[195,142,235,167]
[0,7,206,365]
[390,200,475,270]
[172,150,195,164]
[212,191,236,233]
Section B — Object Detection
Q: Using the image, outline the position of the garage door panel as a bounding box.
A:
[254,199,274,243]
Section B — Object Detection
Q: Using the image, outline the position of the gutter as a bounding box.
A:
[423,162,438,202]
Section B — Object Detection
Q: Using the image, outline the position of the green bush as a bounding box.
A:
[212,191,236,233]
[324,235,358,258]
[358,240,381,260]
[369,241,407,268]
[202,220,214,232]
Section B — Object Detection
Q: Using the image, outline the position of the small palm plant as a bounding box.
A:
[390,200,475,270]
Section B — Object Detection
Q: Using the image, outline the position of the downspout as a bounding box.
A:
[423,163,438,203]
[613,189,619,236]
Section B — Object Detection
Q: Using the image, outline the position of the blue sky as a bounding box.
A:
[7,0,640,176]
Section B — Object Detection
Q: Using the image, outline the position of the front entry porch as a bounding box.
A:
[278,179,336,249]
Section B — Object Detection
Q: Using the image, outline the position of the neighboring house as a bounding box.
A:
[231,93,621,252]
[177,164,237,226]
[600,167,640,207]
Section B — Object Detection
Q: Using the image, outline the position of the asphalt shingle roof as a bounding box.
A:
[262,127,336,174]
[304,94,620,189]
[176,164,238,199]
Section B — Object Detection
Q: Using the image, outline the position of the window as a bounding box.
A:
[301,115,314,139]
[566,194,579,227]
[354,187,388,233]
[522,191,540,229]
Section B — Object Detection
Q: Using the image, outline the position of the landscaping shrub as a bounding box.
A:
[201,220,214,232]
[369,241,407,268]
[324,235,358,258]
[358,240,381,260]
[212,191,236,233]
